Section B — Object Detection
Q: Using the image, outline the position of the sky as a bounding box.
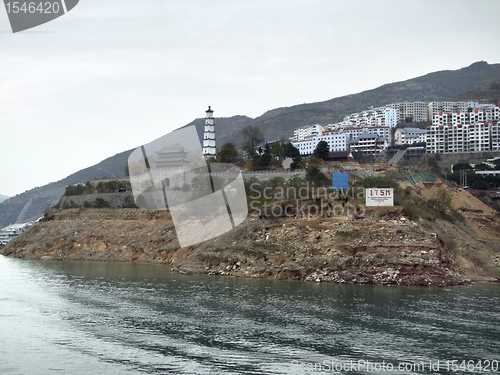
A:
[1,0,500,197]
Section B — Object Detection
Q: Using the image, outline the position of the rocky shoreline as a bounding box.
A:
[2,207,499,287]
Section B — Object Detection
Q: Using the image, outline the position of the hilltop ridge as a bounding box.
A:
[2,61,500,228]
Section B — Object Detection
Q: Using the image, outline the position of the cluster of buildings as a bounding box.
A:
[426,104,500,154]
[291,100,500,156]
[291,106,398,155]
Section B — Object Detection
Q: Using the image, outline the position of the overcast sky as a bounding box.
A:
[1,0,500,197]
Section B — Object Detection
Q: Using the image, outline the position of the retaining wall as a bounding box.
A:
[60,192,134,208]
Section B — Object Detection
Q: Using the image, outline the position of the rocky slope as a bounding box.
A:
[2,195,499,287]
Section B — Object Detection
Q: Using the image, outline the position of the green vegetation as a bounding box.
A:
[64,180,132,196]
[306,165,330,186]
[284,142,302,170]
[446,166,500,190]
[219,143,239,163]
[352,151,375,164]
[356,176,400,190]
[270,142,285,159]
[474,163,493,171]
[355,176,463,222]
[251,144,272,170]
[313,140,329,160]
[452,163,473,173]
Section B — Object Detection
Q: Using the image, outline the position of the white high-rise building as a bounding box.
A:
[428,101,480,120]
[202,106,216,158]
[386,102,428,123]
[394,128,427,145]
[293,124,323,141]
[343,108,397,128]
[291,133,349,155]
[426,121,500,154]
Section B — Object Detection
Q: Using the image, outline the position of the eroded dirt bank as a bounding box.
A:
[2,205,499,287]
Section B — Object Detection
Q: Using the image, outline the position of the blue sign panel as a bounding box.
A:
[332,172,349,189]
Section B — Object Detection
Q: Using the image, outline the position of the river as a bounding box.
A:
[0,255,499,374]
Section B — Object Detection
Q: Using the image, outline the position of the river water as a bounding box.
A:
[0,255,499,375]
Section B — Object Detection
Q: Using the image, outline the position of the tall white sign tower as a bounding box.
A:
[202,106,216,159]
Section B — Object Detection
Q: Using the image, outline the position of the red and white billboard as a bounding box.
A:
[366,188,394,206]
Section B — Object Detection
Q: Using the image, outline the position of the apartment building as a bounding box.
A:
[394,128,427,145]
[428,101,479,120]
[468,122,491,152]
[343,107,397,128]
[426,121,500,153]
[291,133,349,156]
[329,125,392,145]
[492,122,500,150]
[292,124,323,141]
[432,109,488,126]
[350,134,387,154]
[386,102,428,123]
[365,126,392,144]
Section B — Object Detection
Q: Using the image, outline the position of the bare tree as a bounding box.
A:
[241,126,264,157]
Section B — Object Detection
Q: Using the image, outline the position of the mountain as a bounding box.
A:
[453,78,500,104]
[0,149,133,228]
[218,61,500,145]
[0,194,9,204]
[1,61,500,228]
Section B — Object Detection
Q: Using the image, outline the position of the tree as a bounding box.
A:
[284,142,302,170]
[452,162,473,173]
[270,142,285,159]
[306,165,330,186]
[252,144,272,170]
[241,126,264,158]
[472,180,489,190]
[219,143,239,163]
[474,163,493,171]
[313,140,329,160]
[284,142,299,158]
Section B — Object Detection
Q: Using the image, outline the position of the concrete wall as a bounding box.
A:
[241,170,306,181]
[60,192,134,208]
[427,150,500,169]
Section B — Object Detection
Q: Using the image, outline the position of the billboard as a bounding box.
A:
[332,172,349,189]
[366,188,394,206]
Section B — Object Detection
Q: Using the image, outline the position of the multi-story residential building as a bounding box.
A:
[432,109,488,126]
[386,102,428,123]
[426,121,500,154]
[428,101,479,120]
[292,124,323,141]
[350,134,387,154]
[491,122,500,150]
[468,122,491,152]
[327,125,392,146]
[394,128,427,145]
[344,107,397,128]
[325,121,351,131]
[365,126,392,144]
[341,126,364,140]
[291,133,349,156]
